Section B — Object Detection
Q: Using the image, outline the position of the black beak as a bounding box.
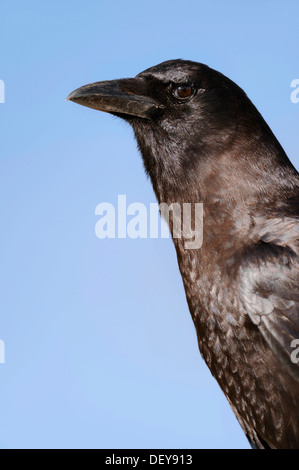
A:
[66,78,162,120]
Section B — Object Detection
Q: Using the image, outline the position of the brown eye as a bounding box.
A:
[173,84,193,100]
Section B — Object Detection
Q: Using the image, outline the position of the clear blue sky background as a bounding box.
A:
[0,0,298,449]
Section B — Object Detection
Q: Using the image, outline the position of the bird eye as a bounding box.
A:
[173,84,193,100]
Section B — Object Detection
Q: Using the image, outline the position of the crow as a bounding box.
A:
[67,60,299,449]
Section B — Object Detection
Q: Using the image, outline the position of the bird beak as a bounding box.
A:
[66,78,162,120]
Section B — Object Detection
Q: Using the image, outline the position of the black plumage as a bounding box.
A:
[67,60,299,449]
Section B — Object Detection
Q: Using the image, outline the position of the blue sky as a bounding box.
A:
[0,0,298,449]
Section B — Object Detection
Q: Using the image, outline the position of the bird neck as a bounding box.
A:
[136,119,298,207]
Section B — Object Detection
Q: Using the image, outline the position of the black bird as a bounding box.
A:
[67,60,299,449]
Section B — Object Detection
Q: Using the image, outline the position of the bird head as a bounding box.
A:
[67,60,293,203]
